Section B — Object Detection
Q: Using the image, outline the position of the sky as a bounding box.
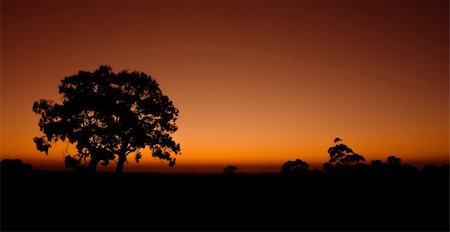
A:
[1,0,449,173]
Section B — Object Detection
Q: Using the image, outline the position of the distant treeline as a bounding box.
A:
[2,137,447,176]
[224,138,449,176]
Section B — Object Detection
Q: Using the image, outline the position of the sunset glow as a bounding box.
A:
[1,0,448,173]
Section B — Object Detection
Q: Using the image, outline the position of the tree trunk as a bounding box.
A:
[115,154,126,174]
[88,157,100,173]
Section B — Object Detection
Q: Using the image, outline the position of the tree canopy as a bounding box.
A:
[281,159,309,174]
[327,138,365,165]
[33,65,180,173]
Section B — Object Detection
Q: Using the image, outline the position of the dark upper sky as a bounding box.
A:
[1,0,448,172]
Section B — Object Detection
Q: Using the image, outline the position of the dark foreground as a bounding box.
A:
[2,170,449,231]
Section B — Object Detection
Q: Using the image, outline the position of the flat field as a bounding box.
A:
[2,170,448,231]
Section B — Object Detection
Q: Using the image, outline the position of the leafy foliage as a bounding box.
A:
[33,65,180,173]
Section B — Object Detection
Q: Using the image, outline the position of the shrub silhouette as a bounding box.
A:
[281,159,309,174]
[223,165,238,174]
[0,159,32,174]
[33,65,180,173]
[386,155,401,166]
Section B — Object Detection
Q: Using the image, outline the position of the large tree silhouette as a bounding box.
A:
[33,65,180,173]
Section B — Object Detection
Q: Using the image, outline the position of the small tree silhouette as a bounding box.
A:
[327,138,365,165]
[281,159,309,174]
[386,156,401,165]
[223,165,238,175]
[33,65,181,173]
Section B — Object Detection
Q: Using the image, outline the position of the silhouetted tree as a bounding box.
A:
[224,165,238,174]
[281,159,309,174]
[33,65,180,173]
[327,138,365,165]
[386,156,401,165]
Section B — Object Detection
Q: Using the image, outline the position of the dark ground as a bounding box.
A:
[1,169,449,231]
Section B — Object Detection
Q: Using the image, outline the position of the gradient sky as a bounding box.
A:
[1,0,449,173]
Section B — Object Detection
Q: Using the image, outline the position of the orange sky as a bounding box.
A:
[1,0,449,173]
